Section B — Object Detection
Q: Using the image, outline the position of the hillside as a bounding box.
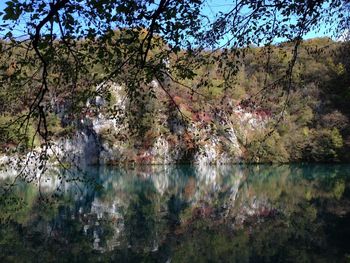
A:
[1,37,350,164]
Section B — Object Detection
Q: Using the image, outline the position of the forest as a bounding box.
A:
[0,35,349,164]
[0,1,349,167]
[1,1,350,262]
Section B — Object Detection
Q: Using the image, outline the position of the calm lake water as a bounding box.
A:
[1,164,350,262]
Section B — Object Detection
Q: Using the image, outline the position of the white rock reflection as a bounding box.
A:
[1,164,297,254]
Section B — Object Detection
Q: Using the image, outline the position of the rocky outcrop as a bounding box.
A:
[0,82,269,169]
[50,82,269,166]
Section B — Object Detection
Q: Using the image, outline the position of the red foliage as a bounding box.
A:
[255,109,271,119]
[192,204,213,219]
[193,112,212,123]
[136,152,153,164]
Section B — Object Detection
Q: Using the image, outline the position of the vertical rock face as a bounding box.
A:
[56,126,101,166]
[52,83,268,165]
[192,119,243,165]
[81,127,101,165]
[151,136,172,164]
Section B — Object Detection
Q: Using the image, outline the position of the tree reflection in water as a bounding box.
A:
[1,164,350,262]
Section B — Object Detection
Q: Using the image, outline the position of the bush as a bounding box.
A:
[246,131,289,163]
[0,114,40,152]
[303,128,344,162]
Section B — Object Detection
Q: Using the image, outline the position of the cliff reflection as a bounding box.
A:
[1,164,350,262]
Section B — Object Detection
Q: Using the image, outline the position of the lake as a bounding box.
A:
[1,164,350,262]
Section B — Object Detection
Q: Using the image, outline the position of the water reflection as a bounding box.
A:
[1,164,350,262]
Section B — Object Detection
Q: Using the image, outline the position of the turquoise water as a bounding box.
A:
[1,164,350,262]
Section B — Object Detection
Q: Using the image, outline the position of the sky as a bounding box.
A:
[0,0,337,42]
[202,0,335,41]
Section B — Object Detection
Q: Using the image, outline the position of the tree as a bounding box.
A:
[0,0,349,182]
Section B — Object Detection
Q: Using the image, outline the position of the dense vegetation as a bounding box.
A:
[1,2,350,261]
[0,35,349,163]
[0,0,350,166]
